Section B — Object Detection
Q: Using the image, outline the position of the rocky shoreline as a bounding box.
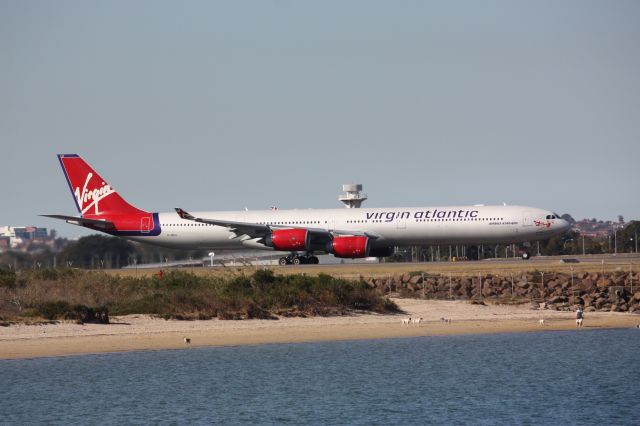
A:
[365,271,640,313]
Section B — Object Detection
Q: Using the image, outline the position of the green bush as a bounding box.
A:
[31,301,109,324]
[3,269,398,321]
[0,269,17,288]
[253,269,276,285]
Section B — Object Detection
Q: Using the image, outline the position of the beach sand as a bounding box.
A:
[1,299,638,359]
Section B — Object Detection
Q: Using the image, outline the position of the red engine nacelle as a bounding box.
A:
[331,236,369,258]
[266,229,309,251]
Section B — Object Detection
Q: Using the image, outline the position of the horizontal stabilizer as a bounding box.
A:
[40,214,114,230]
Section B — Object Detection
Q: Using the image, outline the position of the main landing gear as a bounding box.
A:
[521,251,531,260]
[278,253,319,265]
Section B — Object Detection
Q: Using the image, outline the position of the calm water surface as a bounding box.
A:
[1,329,639,425]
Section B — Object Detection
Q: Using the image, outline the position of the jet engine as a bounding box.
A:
[330,235,369,258]
[328,236,394,258]
[264,229,309,251]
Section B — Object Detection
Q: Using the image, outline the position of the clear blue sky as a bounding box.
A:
[1,0,638,237]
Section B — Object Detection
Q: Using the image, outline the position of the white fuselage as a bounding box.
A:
[127,205,569,251]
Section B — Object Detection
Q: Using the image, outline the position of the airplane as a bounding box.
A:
[43,154,571,265]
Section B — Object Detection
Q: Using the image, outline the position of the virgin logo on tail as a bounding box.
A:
[74,173,116,215]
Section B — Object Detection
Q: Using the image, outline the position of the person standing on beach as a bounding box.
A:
[576,308,584,327]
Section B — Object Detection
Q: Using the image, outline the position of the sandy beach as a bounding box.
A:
[1,299,638,359]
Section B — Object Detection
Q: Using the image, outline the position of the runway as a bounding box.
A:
[109,253,640,280]
[268,253,640,279]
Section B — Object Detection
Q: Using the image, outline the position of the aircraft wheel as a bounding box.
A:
[292,257,301,265]
[279,257,288,266]
[521,252,531,260]
[310,256,319,264]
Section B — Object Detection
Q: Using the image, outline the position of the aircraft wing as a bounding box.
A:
[175,208,272,237]
[40,214,114,230]
[174,208,377,239]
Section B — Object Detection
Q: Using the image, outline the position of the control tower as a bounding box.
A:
[339,184,367,208]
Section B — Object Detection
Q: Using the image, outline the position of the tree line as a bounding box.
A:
[0,235,207,270]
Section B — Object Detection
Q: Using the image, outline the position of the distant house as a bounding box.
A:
[0,226,49,250]
[573,219,624,238]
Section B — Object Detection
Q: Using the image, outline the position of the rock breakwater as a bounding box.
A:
[364,271,640,313]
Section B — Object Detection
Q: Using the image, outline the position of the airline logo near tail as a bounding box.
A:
[57,154,146,217]
[51,154,161,236]
[74,173,115,215]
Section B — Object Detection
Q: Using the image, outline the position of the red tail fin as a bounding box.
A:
[57,154,147,217]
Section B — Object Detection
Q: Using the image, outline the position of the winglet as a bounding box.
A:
[175,208,195,220]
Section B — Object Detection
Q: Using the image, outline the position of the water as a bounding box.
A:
[1,329,639,425]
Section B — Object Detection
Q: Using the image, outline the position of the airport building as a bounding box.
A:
[0,226,49,250]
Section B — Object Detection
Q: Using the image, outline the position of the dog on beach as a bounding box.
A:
[576,308,584,327]
[184,337,191,344]
[411,318,423,326]
[402,318,412,326]
[539,319,545,326]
